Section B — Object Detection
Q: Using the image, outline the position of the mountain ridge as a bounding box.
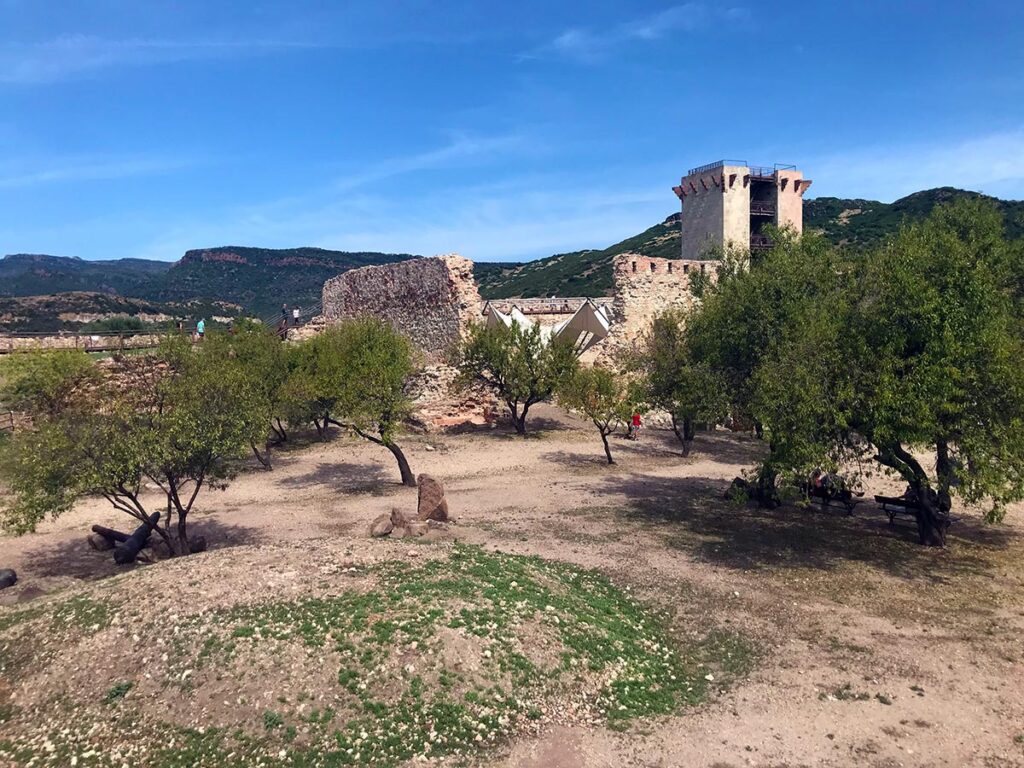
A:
[3,187,1021,322]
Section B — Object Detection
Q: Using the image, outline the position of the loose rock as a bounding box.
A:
[370,513,394,538]
[87,533,115,551]
[417,474,449,522]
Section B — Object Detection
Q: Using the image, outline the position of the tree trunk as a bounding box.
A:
[270,418,288,444]
[936,439,954,495]
[598,426,615,464]
[669,413,693,457]
[876,444,947,546]
[177,511,190,555]
[509,401,530,436]
[251,440,272,470]
[385,440,417,487]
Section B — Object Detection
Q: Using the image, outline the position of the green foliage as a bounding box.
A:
[629,309,728,456]
[558,366,635,463]
[103,681,133,705]
[80,315,149,335]
[456,321,579,435]
[0,349,97,416]
[689,198,1024,541]
[277,319,418,484]
[0,336,269,551]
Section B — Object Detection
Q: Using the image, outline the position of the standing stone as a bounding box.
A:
[0,569,17,590]
[416,474,449,522]
[370,513,394,538]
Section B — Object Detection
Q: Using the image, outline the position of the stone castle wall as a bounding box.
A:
[322,255,481,360]
[598,253,710,363]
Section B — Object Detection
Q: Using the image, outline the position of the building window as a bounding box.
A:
[631,261,637,273]
[683,264,689,274]
[650,262,656,272]
[667,263,673,274]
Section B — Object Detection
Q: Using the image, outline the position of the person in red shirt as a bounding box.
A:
[629,412,642,440]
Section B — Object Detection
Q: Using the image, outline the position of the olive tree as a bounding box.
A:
[630,309,728,456]
[456,321,578,436]
[557,366,634,464]
[718,200,1024,545]
[328,318,418,487]
[0,339,268,553]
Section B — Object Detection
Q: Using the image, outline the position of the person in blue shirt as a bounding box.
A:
[196,318,206,339]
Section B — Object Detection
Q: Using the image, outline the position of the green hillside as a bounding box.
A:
[804,187,1024,249]
[0,254,171,298]
[149,247,417,319]
[475,214,681,299]
[0,292,243,333]
[0,247,417,322]
[476,188,1024,299]
[3,187,1021,315]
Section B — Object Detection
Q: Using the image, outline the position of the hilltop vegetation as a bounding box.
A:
[475,187,1024,299]
[474,214,680,299]
[3,188,1022,318]
[0,247,417,325]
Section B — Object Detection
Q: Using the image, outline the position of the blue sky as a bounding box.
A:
[1,1,1022,263]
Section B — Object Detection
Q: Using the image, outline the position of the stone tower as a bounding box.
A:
[672,160,813,260]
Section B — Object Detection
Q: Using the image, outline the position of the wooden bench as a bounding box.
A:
[874,495,959,531]
[799,481,862,515]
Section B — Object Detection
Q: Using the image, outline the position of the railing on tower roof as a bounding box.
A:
[687,160,798,176]
[687,159,747,175]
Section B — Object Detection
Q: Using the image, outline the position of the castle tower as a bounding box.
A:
[672,160,813,260]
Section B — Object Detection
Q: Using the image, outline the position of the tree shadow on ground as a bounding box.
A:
[15,518,268,584]
[596,471,1018,583]
[275,461,401,496]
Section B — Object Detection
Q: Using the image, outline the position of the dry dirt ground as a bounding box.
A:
[1,404,1023,767]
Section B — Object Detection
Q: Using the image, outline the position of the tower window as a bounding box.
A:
[683,264,689,274]
[667,263,673,274]
[631,261,637,273]
[650,262,656,272]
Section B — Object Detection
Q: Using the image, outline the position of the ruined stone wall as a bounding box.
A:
[598,253,709,364]
[322,255,481,360]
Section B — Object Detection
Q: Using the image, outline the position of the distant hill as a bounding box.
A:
[804,186,1024,249]
[148,247,418,319]
[474,214,681,299]
[475,188,1024,299]
[0,292,243,333]
[4,187,1021,320]
[0,254,171,298]
[0,247,417,323]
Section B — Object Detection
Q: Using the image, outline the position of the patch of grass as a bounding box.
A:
[263,710,284,730]
[103,681,133,705]
[0,546,756,767]
[51,596,112,633]
[0,605,44,633]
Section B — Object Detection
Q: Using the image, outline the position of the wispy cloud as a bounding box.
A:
[0,155,194,188]
[332,133,531,192]
[807,129,1024,201]
[0,34,318,84]
[525,3,748,63]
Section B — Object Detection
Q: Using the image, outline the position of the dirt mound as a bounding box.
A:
[0,541,740,766]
